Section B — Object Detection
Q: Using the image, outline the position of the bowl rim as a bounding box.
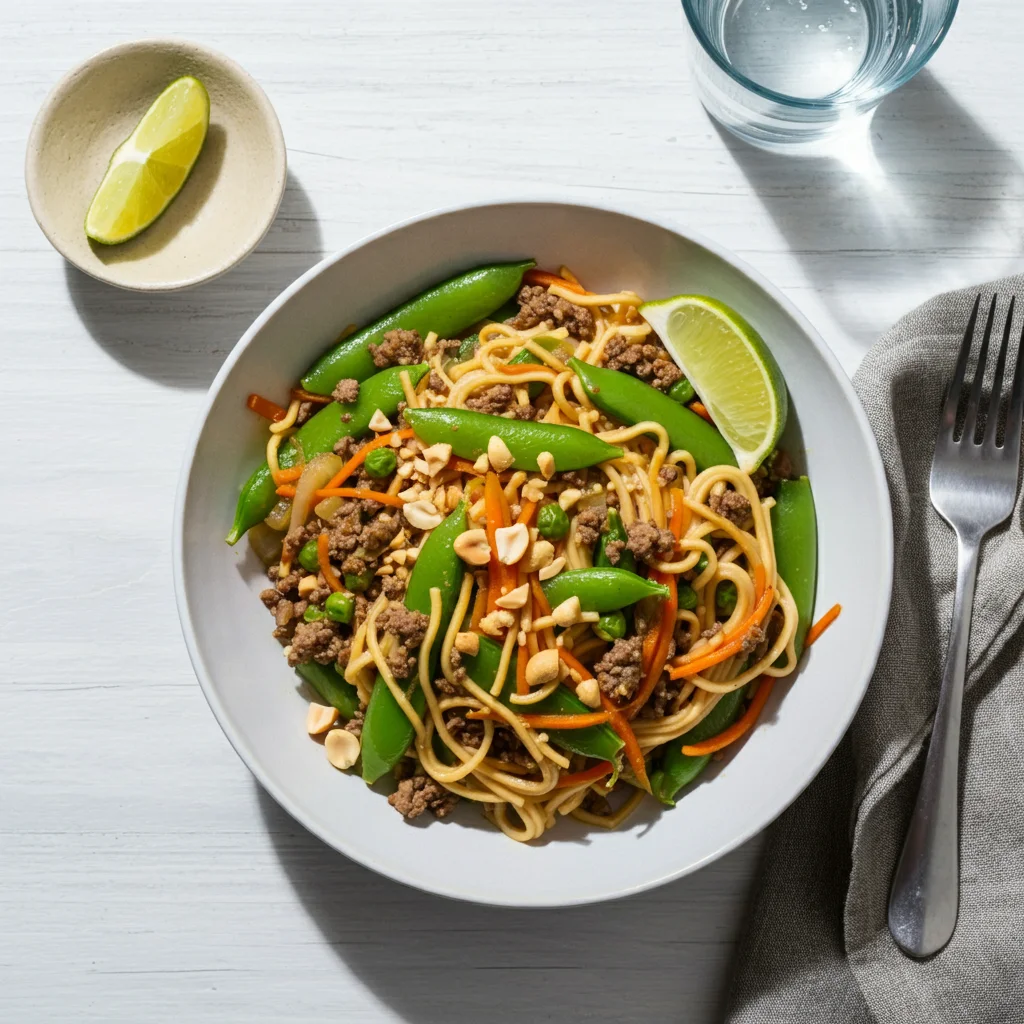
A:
[25,36,287,293]
[173,197,893,906]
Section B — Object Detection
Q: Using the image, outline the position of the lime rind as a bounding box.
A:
[639,295,787,472]
[85,76,210,245]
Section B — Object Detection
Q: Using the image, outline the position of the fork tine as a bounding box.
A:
[962,295,997,444]
[941,295,981,439]
[1004,310,1024,459]
[984,296,1015,446]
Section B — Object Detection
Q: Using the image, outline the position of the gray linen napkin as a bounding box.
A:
[725,276,1024,1024]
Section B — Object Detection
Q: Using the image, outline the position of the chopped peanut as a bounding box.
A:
[307,703,338,735]
[325,728,361,769]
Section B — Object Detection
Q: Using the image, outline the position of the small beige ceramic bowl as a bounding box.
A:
[26,39,286,291]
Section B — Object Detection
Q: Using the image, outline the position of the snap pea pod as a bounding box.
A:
[649,687,746,806]
[541,568,669,613]
[651,475,818,806]
[770,477,818,655]
[361,503,468,784]
[301,261,534,395]
[226,364,428,544]
[569,359,735,471]
[594,507,637,573]
[295,662,361,721]
[404,408,622,472]
[463,636,624,766]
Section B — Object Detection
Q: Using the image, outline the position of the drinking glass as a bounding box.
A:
[682,0,959,150]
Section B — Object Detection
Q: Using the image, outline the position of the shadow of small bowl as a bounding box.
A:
[25,38,286,292]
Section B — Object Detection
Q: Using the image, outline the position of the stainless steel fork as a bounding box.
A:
[888,295,1024,958]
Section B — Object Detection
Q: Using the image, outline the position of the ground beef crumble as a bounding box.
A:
[625,520,676,563]
[378,606,430,680]
[507,285,595,341]
[594,636,644,701]
[331,378,360,404]
[288,618,345,667]
[465,383,516,415]
[658,464,680,486]
[639,672,682,719]
[574,505,606,547]
[368,328,424,368]
[708,489,752,526]
[388,775,459,820]
[604,539,625,565]
[343,708,365,737]
[382,575,407,601]
[741,624,766,654]
[295,401,317,426]
[603,335,682,391]
[427,370,449,395]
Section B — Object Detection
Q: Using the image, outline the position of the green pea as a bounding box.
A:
[668,378,695,405]
[364,447,398,478]
[345,569,374,593]
[594,611,627,642]
[677,582,698,610]
[537,502,570,540]
[325,591,355,624]
[298,540,321,573]
[303,604,325,622]
[716,581,738,616]
[695,553,709,575]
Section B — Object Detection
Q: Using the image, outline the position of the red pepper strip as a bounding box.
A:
[805,603,842,648]
[523,269,590,295]
[681,676,775,756]
[322,429,415,492]
[467,709,610,729]
[669,586,775,680]
[317,533,343,593]
[554,762,614,789]
[290,387,333,405]
[557,648,650,792]
[247,393,288,421]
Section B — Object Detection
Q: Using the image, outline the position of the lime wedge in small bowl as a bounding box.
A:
[639,295,788,472]
[85,75,210,245]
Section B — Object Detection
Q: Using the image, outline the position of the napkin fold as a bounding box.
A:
[725,275,1024,1023]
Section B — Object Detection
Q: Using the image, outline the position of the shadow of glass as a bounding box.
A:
[66,169,324,389]
[90,124,229,266]
[715,71,1024,348]
[255,782,762,1024]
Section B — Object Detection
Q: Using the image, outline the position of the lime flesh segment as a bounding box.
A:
[639,296,787,472]
[85,76,210,244]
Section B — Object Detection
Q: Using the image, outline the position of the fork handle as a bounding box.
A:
[888,533,979,958]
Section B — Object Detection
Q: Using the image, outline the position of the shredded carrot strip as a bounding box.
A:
[523,269,590,295]
[529,576,552,616]
[496,363,545,376]
[289,388,333,406]
[681,676,776,756]
[517,500,537,527]
[275,485,296,497]
[805,603,842,648]
[669,585,775,680]
[484,473,508,614]
[689,401,714,424]
[554,762,613,789]
[516,639,529,696]
[753,562,767,604]
[556,648,649,790]
[467,709,610,729]
[247,393,287,421]
[450,456,481,475]
[314,488,406,508]
[321,429,415,492]
[317,533,343,593]
[469,586,487,632]
[272,466,304,485]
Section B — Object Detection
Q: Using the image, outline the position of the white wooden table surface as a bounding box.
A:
[3,2,1021,1021]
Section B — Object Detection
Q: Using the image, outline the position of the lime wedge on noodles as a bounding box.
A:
[639,295,787,472]
[85,76,210,245]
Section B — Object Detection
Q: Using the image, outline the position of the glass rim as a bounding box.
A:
[680,0,960,111]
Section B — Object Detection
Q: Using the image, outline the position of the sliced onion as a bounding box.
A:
[314,496,344,521]
[265,498,293,531]
[290,453,343,532]
[248,522,284,566]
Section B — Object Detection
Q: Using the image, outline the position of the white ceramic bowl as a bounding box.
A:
[174,201,892,907]
[26,39,286,292]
